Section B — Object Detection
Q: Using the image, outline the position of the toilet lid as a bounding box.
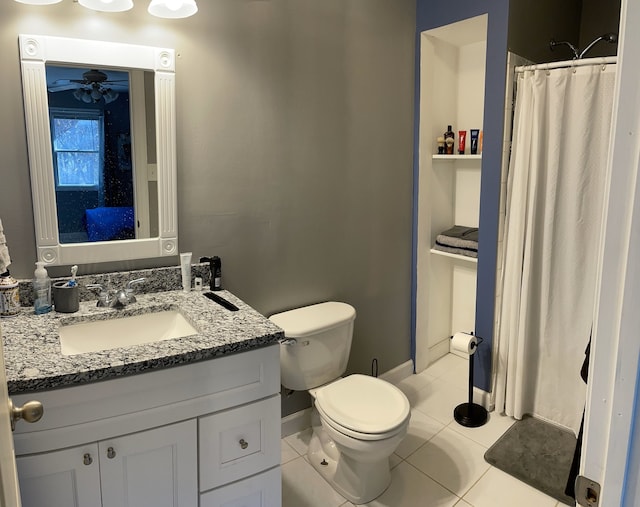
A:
[315,374,410,435]
[269,302,355,338]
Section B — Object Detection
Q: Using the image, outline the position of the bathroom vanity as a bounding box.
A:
[2,288,283,507]
[12,31,283,506]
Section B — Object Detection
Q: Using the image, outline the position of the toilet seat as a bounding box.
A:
[315,374,410,441]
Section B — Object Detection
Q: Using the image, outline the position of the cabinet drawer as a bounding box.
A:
[13,345,280,455]
[199,467,281,507]
[199,395,280,491]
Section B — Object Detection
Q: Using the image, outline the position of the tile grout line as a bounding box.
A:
[402,458,464,503]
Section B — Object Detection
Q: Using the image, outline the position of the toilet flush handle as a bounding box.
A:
[278,338,310,347]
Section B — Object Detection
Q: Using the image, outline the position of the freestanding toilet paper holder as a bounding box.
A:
[452,332,488,428]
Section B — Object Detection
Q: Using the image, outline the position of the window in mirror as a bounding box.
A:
[51,109,104,191]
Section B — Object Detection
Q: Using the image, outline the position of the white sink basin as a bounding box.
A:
[59,310,199,356]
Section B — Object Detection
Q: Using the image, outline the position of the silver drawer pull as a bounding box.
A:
[239,439,248,450]
[83,453,93,466]
[107,447,116,459]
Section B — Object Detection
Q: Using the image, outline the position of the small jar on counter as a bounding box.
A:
[0,271,20,318]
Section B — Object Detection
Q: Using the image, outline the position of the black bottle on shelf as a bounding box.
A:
[444,125,455,155]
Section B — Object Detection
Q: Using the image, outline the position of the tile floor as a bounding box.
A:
[281,353,570,507]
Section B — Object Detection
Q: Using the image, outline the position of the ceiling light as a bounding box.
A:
[78,0,134,12]
[71,84,120,104]
[14,0,63,4]
[148,0,197,19]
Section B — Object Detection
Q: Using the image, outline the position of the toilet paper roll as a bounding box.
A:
[451,332,478,355]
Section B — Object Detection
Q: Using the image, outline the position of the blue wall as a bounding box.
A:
[412,0,510,390]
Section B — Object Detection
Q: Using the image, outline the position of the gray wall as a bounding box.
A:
[0,1,416,415]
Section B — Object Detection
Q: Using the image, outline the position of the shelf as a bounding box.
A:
[430,248,478,264]
[432,154,482,160]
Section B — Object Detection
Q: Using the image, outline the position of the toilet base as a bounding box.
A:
[307,426,392,505]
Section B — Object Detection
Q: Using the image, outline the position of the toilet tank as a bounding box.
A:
[269,302,356,391]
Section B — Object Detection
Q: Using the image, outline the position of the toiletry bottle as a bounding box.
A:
[458,130,467,155]
[444,125,455,155]
[212,256,222,291]
[180,252,193,292]
[470,129,480,155]
[199,256,223,291]
[33,261,52,315]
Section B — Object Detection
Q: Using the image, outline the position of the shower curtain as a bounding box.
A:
[494,61,616,432]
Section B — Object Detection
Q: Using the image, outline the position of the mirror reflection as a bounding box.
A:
[46,65,158,244]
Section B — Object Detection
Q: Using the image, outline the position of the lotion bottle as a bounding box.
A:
[33,261,52,315]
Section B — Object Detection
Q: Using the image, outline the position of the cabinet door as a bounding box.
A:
[100,419,197,507]
[16,444,101,507]
[200,467,281,507]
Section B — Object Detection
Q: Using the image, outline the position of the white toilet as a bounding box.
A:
[270,301,410,504]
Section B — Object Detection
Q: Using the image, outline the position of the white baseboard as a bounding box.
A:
[431,338,452,364]
[281,407,312,438]
[379,359,414,385]
[473,387,494,412]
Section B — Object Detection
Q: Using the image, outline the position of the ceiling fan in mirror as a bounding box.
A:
[47,68,128,104]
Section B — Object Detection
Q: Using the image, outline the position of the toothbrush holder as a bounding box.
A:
[52,281,79,313]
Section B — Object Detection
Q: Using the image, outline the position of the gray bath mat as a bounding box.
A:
[484,415,576,505]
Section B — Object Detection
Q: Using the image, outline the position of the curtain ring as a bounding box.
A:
[545,63,550,76]
[601,58,607,71]
[571,60,577,74]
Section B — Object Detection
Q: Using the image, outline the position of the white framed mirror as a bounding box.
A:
[19,34,178,266]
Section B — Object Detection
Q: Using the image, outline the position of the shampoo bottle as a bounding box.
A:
[33,261,52,315]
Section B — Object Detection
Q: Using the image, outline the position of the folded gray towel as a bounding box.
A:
[433,243,478,258]
[435,225,478,251]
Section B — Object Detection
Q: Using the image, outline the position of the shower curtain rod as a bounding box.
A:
[515,56,617,73]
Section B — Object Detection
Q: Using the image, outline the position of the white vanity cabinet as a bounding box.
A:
[17,420,197,507]
[12,344,281,507]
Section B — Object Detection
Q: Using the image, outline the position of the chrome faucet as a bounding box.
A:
[111,278,145,308]
[88,278,146,309]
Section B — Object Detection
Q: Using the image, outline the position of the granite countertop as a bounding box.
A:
[1,290,283,395]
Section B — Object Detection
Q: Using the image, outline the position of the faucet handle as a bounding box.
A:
[124,277,146,304]
[126,278,146,291]
[87,284,111,307]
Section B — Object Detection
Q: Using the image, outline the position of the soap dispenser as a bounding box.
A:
[33,261,52,315]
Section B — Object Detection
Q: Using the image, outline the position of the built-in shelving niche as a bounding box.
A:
[415,14,487,371]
